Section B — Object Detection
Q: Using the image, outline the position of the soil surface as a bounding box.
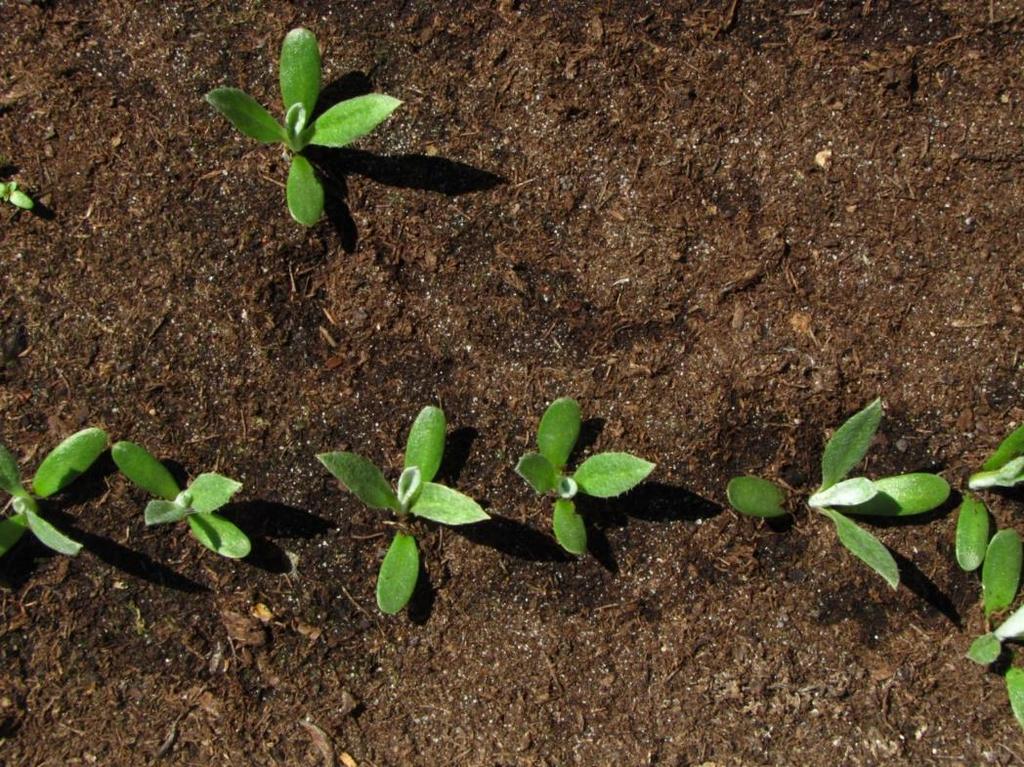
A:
[2,1,1024,765]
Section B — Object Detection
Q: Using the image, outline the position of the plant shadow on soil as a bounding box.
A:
[221,500,335,574]
[306,73,504,251]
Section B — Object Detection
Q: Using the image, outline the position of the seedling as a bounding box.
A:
[958,496,1024,730]
[969,423,1024,490]
[0,428,108,558]
[727,399,949,589]
[516,398,655,555]
[317,406,489,615]
[206,27,401,226]
[0,181,33,210]
[112,441,250,559]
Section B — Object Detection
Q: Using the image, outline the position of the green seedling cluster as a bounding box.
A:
[0,428,108,557]
[516,398,655,555]
[958,495,1024,729]
[318,406,489,614]
[727,399,950,589]
[206,28,401,226]
[0,181,33,210]
[113,442,250,559]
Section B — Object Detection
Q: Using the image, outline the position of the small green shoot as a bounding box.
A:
[727,399,950,589]
[112,441,250,559]
[317,406,488,615]
[206,27,401,226]
[516,398,655,555]
[969,424,1024,490]
[955,496,989,572]
[0,181,34,210]
[0,428,109,558]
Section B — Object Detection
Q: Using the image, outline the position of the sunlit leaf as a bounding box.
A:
[966,633,1001,665]
[112,441,180,500]
[24,508,81,556]
[1007,668,1024,732]
[820,508,898,589]
[309,94,402,148]
[842,473,949,516]
[956,496,990,572]
[983,529,1022,616]
[188,473,242,514]
[820,399,882,490]
[32,427,108,498]
[286,155,324,226]
[537,398,580,469]
[317,452,399,511]
[982,423,1024,472]
[377,532,419,614]
[573,452,654,498]
[726,476,787,518]
[205,88,285,143]
[187,512,251,558]
[515,452,557,494]
[552,499,586,555]
[404,406,446,483]
[280,27,321,117]
[411,482,488,526]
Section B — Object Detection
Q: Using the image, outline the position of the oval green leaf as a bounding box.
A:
[280,28,321,117]
[983,529,1023,616]
[821,399,882,490]
[1007,668,1024,732]
[111,441,180,501]
[187,473,242,514]
[983,423,1024,472]
[573,452,655,499]
[966,633,1001,666]
[411,482,489,526]
[317,452,399,511]
[0,442,24,497]
[309,94,402,148]
[956,496,990,572]
[515,452,557,495]
[552,498,586,555]
[24,508,82,556]
[404,406,446,483]
[144,499,189,526]
[205,88,285,143]
[0,513,28,558]
[187,512,251,559]
[537,398,580,469]
[726,476,787,518]
[819,508,899,590]
[286,155,324,226]
[32,427,109,498]
[842,473,950,517]
[377,532,419,615]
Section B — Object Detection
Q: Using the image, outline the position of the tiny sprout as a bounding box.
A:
[317,406,489,615]
[112,442,250,559]
[969,423,1024,490]
[0,428,109,558]
[1,181,34,210]
[516,398,655,555]
[206,27,401,226]
[727,399,949,589]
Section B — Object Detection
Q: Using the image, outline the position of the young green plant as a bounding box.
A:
[516,398,655,555]
[112,442,250,558]
[206,27,401,226]
[1,181,33,210]
[969,423,1024,490]
[317,406,488,615]
[0,428,109,558]
[727,399,950,589]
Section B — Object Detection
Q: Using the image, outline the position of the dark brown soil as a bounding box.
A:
[2,1,1024,764]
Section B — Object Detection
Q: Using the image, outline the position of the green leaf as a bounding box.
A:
[0,442,24,497]
[205,88,285,143]
[820,399,882,490]
[111,441,180,500]
[574,452,655,498]
[966,633,1002,665]
[309,94,402,148]
[32,427,108,498]
[841,473,950,517]
[819,508,899,590]
[187,512,251,559]
[187,473,242,513]
[808,477,878,508]
[377,532,419,614]
[983,529,1023,616]
[9,189,32,210]
[24,509,82,556]
[404,406,446,483]
[996,604,1024,641]
[956,496,990,572]
[552,498,586,555]
[983,423,1024,472]
[410,482,488,526]
[537,398,580,469]
[317,452,399,511]
[286,155,324,226]
[396,466,422,509]
[0,513,28,558]
[144,500,189,526]
[1007,668,1024,733]
[515,453,557,494]
[726,476,788,518]
[279,28,320,117]
[969,456,1024,490]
